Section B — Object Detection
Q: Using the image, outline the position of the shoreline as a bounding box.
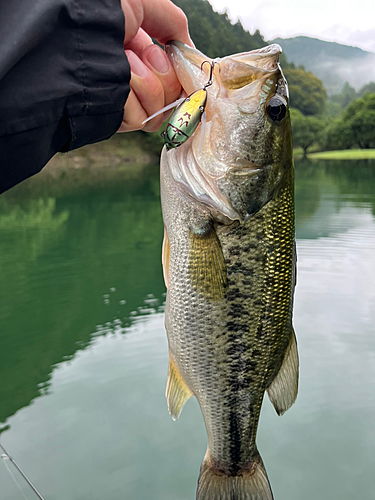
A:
[3,133,162,198]
[293,148,375,160]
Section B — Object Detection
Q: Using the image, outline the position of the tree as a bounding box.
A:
[357,82,375,98]
[290,108,325,155]
[327,82,375,112]
[324,100,342,118]
[284,68,327,115]
[322,93,375,150]
[320,118,353,151]
[344,93,375,149]
[329,82,356,108]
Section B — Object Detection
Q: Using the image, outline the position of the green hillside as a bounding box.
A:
[273,36,369,62]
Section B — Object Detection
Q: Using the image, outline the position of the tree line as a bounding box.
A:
[291,90,375,155]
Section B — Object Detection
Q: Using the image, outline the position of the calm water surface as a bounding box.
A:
[0,159,374,500]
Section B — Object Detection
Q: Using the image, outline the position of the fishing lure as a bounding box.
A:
[142,61,217,150]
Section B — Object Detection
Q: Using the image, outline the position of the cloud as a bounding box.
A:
[336,53,375,90]
[345,29,375,53]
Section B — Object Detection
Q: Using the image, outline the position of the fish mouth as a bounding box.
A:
[163,43,288,221]
[165,41,282,97]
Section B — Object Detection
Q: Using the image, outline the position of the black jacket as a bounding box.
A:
[0,0,130,194]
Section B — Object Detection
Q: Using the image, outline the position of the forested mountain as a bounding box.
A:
[272,36,375,94]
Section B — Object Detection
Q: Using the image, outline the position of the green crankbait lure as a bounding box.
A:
[142,61,217,150]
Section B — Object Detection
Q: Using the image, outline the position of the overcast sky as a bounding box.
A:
[208,0,375,53]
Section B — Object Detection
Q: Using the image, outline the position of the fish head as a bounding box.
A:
[165,41,293,221]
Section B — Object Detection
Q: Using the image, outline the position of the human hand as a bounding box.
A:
[118,0,193,133]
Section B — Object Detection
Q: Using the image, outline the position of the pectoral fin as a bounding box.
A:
[166,354,193,421]
[267,328,299,416]
[189,223,227,301]
[162,227,170,289]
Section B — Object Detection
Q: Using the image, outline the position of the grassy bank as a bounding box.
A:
[294,148,375,160]
[308,149,375,160]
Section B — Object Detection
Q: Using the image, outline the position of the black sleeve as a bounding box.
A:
[0,0,130,194]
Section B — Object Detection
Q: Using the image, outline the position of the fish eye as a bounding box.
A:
[266,95,287,122]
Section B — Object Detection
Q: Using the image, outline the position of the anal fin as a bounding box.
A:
[267,328,299,416]
[166,353,193,421]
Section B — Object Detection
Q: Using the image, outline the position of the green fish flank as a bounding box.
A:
[161,41,298,500]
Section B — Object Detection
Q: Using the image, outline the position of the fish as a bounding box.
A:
[161,41,298,500]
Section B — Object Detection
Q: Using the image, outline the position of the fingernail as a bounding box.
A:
[146,45,170,74]
[126,50,148,77]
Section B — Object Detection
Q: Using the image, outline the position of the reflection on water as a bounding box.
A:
[0,171,165,423]
[0,159,374,499]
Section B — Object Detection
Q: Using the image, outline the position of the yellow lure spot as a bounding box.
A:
[182,89,207,114]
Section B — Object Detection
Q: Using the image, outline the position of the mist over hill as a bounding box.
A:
[272,36,375,94]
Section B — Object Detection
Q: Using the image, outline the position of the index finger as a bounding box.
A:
[123,0,193,47]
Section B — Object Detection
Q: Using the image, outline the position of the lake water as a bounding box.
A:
[0,158,374,500]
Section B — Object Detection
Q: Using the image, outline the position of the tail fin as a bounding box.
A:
[197,450,273,500]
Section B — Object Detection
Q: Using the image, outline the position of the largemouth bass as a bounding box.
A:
[161,41,298,500]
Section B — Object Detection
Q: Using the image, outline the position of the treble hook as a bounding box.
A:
[201,60,219,89]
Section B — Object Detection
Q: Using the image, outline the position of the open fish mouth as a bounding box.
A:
[165,41,282,97]
[161,42,291,222]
